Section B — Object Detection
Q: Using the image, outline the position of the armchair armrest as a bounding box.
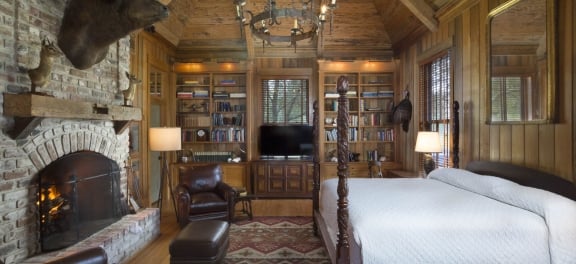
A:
[175,184,191,227]
[216,182,236,222]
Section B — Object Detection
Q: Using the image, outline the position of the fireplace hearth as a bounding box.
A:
[38,151,128,252]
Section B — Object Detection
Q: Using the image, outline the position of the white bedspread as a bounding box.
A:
[319,168,576,264]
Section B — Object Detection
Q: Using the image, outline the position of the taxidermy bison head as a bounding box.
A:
[58,0,169,70]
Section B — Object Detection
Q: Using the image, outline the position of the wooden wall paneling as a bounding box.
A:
[488,125,499,160]
[499,125,511,162]
[538,125,555,172]
[524,124,539,167]
[477,1,491,162]
[459,6,474,165]
[510,125,525,164]
[404,50,418,171]
[554,0,574,181]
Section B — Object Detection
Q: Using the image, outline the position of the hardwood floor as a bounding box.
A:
[125,199,312,264]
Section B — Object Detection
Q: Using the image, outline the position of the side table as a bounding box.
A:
[234,194,253,221]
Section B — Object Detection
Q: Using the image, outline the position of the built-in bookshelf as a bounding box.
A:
[318,60,399,174]
[174,70,248,163]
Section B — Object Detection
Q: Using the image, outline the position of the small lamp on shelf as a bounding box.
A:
[149,127,181,220]
[415,131,442,175]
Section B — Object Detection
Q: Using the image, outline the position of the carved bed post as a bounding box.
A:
[453,101,460,168]
[312,100,320,235]
[336,76,350,263]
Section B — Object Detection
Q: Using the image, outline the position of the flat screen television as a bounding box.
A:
[259,125,314,159]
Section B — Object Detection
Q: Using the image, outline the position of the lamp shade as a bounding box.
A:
[149,127,182,151]
[414,131,442,153]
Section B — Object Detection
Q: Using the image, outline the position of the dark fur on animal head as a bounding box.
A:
[58,0,169,70]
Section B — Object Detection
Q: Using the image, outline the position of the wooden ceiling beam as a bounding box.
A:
[398,0,438,32]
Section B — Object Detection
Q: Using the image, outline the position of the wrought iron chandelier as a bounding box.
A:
[234,0,337,52]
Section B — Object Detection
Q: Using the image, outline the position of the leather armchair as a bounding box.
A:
[175,164,235,227]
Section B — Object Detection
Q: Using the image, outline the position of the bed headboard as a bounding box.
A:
[466,161,576,201]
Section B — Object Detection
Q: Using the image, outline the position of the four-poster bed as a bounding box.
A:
[312,76,576,263]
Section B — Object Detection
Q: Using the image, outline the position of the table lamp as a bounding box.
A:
[149,127,181,220]
[415,131,442,175]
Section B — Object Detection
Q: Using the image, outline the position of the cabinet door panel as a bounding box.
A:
[268,177,285,192]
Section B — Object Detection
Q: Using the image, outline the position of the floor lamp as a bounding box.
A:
[415,131,442,175]
[149,127,181,220]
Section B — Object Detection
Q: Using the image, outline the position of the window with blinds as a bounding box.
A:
[491,76,531,121]
[419,50,452,168]
[261,79,309,124]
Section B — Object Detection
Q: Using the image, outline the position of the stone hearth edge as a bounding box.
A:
[21,208,160,264]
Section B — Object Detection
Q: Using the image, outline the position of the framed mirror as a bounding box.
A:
[486,0,556,124]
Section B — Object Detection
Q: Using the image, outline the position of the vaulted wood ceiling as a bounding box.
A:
[153,0,459,61]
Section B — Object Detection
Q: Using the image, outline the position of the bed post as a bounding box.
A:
[336,76,350,263]
[312,100,320,235]
[453,101,460,168]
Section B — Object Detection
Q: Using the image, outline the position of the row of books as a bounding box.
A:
[374,128,395,142]
[212,113,244,126]
[325,128,359,142]
[363,113,392,126]
[180,128,245,143]
[176,91,208,98]
[211,128,245,142]
[360,99,394,112]
[360,91,394,97]
[177,91,247,99]
[178,116,210,127]
[192,152,233,162]
[179,80,244,86]
[325,128,395,142]
[324,90,358,98]
[325,100,359,111]
[214,102,246,112]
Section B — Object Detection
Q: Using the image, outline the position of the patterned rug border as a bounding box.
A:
[232,216,315,228]
[224,216,330,264]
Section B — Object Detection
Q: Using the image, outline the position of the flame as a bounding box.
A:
[39,186,66,216]
[40,186,61,202]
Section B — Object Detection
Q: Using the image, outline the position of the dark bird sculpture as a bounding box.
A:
[392,90,413,132]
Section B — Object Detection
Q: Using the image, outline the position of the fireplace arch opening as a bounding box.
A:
[38,151,128,252]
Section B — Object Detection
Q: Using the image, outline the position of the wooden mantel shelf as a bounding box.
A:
[3,93,142,138]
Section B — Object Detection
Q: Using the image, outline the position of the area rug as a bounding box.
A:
[224,216,330,264]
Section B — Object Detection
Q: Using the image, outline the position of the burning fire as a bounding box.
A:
[39,186,70,224]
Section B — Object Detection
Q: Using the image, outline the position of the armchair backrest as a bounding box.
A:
[178,164,223,193]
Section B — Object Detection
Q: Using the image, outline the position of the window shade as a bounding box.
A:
[491,76,529,121]
[261,79,309,124]
[419,51,452,169]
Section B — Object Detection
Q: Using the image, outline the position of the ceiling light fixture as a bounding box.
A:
[234,0,336,52]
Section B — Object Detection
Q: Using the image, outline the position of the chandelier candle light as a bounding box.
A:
[234,0,336,52]
[414,131,442,175]
[149,127,182,220]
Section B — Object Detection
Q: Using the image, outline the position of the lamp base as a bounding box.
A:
[423,153,436,175]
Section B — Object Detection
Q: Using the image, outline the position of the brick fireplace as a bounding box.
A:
[0,119,159,264]
[38,151,127,252]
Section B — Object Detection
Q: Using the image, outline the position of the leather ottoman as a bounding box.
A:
[169,220,230,264]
